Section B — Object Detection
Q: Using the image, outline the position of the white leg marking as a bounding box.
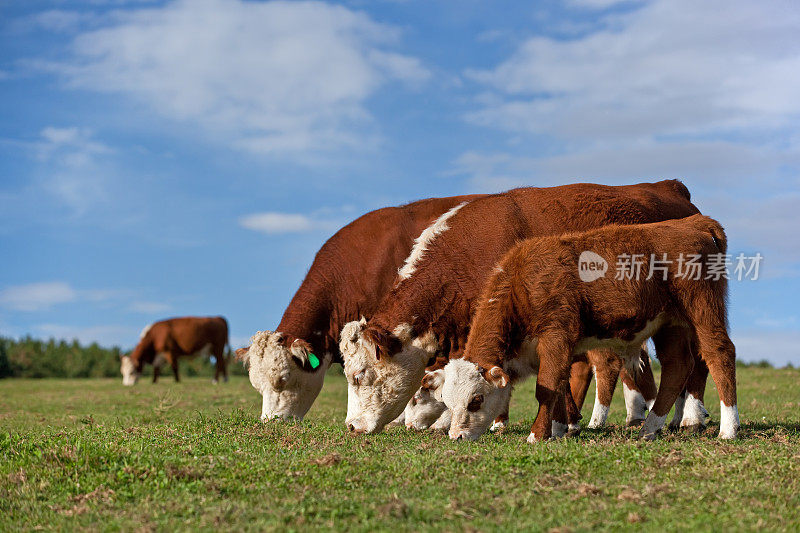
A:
[623,382,649,425]
[640,411,668,440]
[526,432,539,444]
[568,423,581,433]
[551,420,568,438]
[669,394,686,429]
[588,404,609,429]
[680,393,710,428]
[588,375,609,428]
[719,403,740,439]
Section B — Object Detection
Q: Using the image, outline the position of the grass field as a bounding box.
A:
[1,367,799,532]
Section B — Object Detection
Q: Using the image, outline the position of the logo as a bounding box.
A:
[578,251,608,282]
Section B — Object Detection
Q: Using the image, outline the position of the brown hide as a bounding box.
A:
[464,214,736,441]
[130,316,229,382]
[268,194,484,366]
[362,180,699,358]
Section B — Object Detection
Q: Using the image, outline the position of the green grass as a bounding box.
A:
[1,367,799,532]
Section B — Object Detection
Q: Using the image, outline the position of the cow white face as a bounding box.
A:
[120,355,139,386]
[404,369,448,430]
[241,330,330,421]
[340,319,436,434]
[442,359,510,441]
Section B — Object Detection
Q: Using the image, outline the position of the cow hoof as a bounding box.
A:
[526,432,539,444]
[680,423,706,434]
[627,418,646,428]
[640,431,660,441]
[566,424,582,438]
[211,379,219,385]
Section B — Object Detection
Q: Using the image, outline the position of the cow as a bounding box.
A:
[340,180,702,435]
[237,194,486,421]
[120,316,229,386]
[403,348,654,431]
[442,214,739,442]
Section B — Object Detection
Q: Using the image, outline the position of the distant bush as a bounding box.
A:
[0,336,246,379]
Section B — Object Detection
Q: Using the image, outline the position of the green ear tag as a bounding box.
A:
[308,352,320,369]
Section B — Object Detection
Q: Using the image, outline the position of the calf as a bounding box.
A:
[341,180,699,435]
[238,195,483,421]
[121,316,229,385]
[404,348,654,431]
[442,214,738,442]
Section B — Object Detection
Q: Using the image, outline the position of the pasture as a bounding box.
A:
[1,367,799,531]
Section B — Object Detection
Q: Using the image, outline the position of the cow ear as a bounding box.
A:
[291,339,311,361]
[486,366,510,389]
[421,369,445,391]
[235,346,250,365]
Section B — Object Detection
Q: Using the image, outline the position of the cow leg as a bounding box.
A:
[213,345,228,384]
[569,354,593,411]
[490,395,509,432]
[669,390,687,431]
[679,352,711,431]
[693,325,739,439]
[152,364,160,384]
[586,351,620,429]
[528,333,573,443]
[641,326,693,440]
[170,356,180,383]
[621,348,657,427]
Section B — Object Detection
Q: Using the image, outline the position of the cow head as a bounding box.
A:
[442,358,510,441]
[120,355,140,386]
[340,318,437,434]
[404,369,448,430]
[238,330,330,422]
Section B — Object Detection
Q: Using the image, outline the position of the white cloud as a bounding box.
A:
[34,126,113,215]
[0,282,78,311]
[466,0,800,140]
[46,0,428,157]
[239,212,338,234]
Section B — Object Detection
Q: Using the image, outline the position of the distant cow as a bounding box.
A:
[443,215,738,442]
[341,180,699,435]
[121,316,229,386]
[238,195,485,421]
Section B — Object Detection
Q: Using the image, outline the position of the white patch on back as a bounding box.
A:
[397,202,469,280]
[139,322,154,340]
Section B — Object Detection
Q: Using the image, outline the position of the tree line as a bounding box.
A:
[0,336,245,379]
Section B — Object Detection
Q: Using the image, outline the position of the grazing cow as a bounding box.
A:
[120,316,229,386]
[341,180,701,435]
[403,348,654,431]
[443,214,738,442]
[237,195,484,421]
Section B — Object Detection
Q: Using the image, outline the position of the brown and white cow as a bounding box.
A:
[443,214,739,442]
[237,195,485,421]
[403,347,654,432]
[121,316,229,386]
[341,180,701,435]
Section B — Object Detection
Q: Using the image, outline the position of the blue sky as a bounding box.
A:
[1,0,798,365]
